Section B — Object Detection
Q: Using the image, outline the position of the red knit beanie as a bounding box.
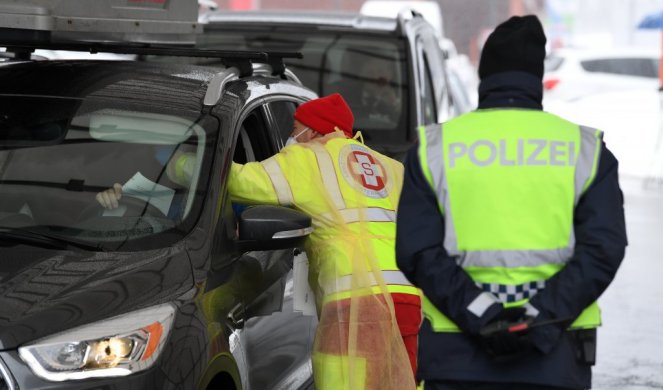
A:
[293,93,354,138]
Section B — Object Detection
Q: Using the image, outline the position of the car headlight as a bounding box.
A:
[18,303,175,381]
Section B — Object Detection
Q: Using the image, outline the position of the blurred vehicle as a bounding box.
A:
[546,87,662,180]
[359,1,478,110]
[543,48,661,103]
[198,0,219,12]
[195,10,472,160]
[360,0,444,38]
[440,38,478,109]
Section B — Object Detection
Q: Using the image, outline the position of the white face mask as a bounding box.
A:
[285,127,310,146]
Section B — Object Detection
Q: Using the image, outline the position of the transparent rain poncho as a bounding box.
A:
[277,132,414,390]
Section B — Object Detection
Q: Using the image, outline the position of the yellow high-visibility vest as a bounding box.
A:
[417,109,603,332]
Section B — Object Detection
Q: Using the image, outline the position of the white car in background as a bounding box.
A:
[545,88,662,179]
[543,48,660,103]
[543,48,662,180]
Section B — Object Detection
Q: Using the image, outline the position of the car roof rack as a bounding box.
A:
[0,0,201,44]
[0,39,302,78]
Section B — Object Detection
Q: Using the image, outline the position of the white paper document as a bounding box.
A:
[292,252,317,316]
[121,171,175,216]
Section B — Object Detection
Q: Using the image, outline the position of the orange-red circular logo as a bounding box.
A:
[339,144,392,198]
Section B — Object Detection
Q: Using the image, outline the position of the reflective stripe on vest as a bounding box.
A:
[321,207,397,224]
[417,111,603,332]
[322,270,414,295]
[322,271,420,305]
[309,142,346,210]
[261,158,294,206]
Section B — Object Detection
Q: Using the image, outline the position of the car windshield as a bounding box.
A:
[0,96,217,251]
[196,29,408,144]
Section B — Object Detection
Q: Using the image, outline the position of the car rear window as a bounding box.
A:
[580,57,659,79]
[198,28,409,146]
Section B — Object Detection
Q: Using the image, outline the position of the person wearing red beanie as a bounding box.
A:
[293,93,354,139]
[226,94,421,389]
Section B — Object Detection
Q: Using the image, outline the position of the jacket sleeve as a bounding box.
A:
[396,146,501,334]
[227,160,281,206]
[528,142,628,353]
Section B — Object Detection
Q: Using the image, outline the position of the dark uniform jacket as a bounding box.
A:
[395,72,628,389]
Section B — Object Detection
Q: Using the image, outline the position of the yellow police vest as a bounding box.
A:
[417,109,603,332]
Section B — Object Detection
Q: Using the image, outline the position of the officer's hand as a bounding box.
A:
[478,307,534,362]
[96,183,123,209]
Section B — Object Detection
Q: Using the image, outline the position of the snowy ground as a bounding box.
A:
[546,90,663,389]
[592,176,663,390]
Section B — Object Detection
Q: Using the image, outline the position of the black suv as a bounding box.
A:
[194,10,472,160]
[0,43,318,389]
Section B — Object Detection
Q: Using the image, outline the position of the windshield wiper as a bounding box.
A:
[0,228,103,251]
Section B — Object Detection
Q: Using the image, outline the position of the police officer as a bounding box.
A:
[395,15,627,390]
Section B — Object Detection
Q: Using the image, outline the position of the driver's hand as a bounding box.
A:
[96,183,123,209]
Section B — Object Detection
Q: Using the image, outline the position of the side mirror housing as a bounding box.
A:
[236,205,312,251]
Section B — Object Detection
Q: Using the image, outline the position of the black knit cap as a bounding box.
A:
[478,15,547,80]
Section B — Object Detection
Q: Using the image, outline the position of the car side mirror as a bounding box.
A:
[236,205,312,251]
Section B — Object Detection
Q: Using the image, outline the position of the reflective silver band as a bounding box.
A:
[322,270,413,295]
[467,291,501,317]
[454,247,574,268]
[523,302,540,317]
[261,158,293,206]
[321,207,396,224]
[310,143,346,210]
[568,125,602,250]
[423,124,459,252]
[576,126,603,200]
[272,227,315,239]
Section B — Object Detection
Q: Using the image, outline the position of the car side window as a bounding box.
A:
[233,100,301,164]
[581,58,659,79]
[232,126,255,164]
[234,107,276,162]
